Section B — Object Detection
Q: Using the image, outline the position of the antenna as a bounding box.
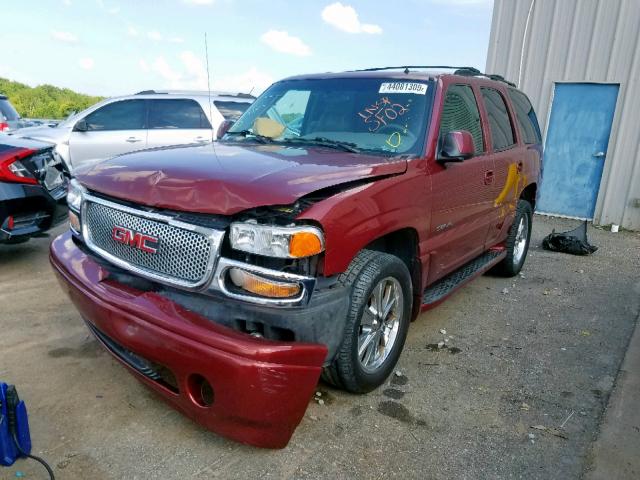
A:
[204,32,215,143]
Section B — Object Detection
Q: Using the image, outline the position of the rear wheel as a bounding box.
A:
[493,199,532,277]
[323,250,412,393]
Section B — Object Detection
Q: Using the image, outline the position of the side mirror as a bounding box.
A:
[216,120,235,139]
[438,130,475,163]
[73,119,88,132]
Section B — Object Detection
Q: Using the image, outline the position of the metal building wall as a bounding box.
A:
[486,0,640,230]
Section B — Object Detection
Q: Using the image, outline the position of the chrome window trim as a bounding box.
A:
[209,257,316,306]
[81,193,225,290]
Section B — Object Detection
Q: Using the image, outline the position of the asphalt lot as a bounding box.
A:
[1,215,639,480]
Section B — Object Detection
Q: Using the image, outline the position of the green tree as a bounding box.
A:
[0,77,103,119]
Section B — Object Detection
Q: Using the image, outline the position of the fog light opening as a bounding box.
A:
[228,267,301,299]
[187,374,215,407]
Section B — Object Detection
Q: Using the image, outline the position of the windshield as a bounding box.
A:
[224,78,433,156]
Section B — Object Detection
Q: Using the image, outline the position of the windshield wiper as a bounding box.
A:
[282,137,360,153]
[224,130,273,144]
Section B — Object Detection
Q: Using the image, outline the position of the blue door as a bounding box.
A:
[537,83,619,219]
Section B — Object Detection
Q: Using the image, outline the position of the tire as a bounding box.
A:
[492,199,533,277]
[322,250,412,393]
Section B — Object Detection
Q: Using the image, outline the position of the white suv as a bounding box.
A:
[10,90,254,172]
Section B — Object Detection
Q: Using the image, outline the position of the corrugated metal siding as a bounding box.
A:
[486,0,640,229]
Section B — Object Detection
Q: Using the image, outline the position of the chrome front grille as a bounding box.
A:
[82,195,223,288]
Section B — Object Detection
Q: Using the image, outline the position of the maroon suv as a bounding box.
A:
[50,67,542,448]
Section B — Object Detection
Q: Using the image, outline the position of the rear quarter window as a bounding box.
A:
[508,89,542,144]
[213,101,251,121]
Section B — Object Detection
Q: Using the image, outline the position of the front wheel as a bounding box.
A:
[492,199,533,277]
[323,250,412,393]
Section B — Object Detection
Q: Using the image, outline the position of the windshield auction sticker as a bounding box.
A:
[379,82,428,95]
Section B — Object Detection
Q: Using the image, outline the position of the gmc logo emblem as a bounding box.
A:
[111,226,159,254]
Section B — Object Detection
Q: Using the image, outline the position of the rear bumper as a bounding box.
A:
[50,231,327,448]
[0,182,67,242]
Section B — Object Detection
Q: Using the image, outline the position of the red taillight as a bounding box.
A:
[0,148,38,185]
[0,122,9,131]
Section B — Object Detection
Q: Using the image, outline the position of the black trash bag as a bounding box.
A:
[542,221,598,256]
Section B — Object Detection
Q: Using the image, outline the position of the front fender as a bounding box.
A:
[298,167,430,276]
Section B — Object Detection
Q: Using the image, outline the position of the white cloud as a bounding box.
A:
[79,58,95,70]
[183,0,214,4]
[127,25,138,36]
[145,52,272,94]
[213,67,273,95]
[168,36,185,43]
[260,30,311,56]
[51,30,79,43]
[321,2,382,34]
[63,0,72,6]
[108,6,120,14]
[147,30,162,41]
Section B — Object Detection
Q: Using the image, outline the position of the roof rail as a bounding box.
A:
[134,89,256,99]
[354,65,479,74]
[351,66,517,87]
[453,67,482,76]
[485,74,517,87]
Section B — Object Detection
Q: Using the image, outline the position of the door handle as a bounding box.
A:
[194,136,208,143]
[484,170,494,185]
[126,137,142,143]
[593,151,606,158]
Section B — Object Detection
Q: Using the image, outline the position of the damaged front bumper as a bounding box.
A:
[50,231,329,448]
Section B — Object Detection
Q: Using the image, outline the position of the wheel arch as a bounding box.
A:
[520,182,537,210]
[363,227,422,320]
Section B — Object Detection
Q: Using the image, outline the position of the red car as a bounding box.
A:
[50,67,542,448]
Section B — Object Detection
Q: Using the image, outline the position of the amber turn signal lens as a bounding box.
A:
[289,231,323,258]
[229,268,301,298]
[69,210,81,233]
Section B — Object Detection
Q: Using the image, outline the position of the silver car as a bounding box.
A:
[11,90,254,172]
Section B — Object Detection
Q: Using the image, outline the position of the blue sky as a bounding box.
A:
[1,0,494,97]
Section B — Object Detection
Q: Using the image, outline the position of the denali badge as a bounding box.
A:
[111,226,159,254]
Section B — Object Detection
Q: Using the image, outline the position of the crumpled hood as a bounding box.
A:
[75,142,407,215]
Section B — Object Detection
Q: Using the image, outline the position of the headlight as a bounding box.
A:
[230,223,324,258]
[67,178,85,212]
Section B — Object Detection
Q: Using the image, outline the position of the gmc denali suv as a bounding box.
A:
[50,67,542,448]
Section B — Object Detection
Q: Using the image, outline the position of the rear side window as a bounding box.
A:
[439,84,484,153]
[149,99,211,129]
[480,88,516,151]
[0,99,20,121]
[508,89,542,144]
[213,101,251,121]
[85,100,146,131]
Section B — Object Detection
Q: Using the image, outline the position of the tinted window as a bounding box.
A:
[0,99,20,121]
[508,89,541,144]
[481,88,516,150]
[149,99,211,129]
[439,84,484,153]
[213,101,251,121]
[85,100,145,131]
